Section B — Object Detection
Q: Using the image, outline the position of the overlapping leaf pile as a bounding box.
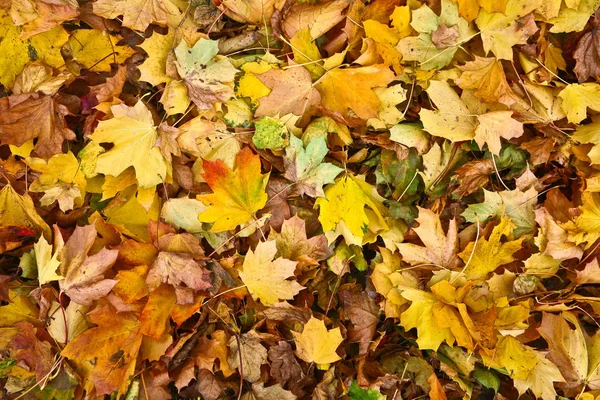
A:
[2,0,600,399]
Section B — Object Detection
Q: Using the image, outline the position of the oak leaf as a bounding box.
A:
[197,147,269,232]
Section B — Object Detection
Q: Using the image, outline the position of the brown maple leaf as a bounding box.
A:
[574,10,600,82]
[0,94,75,159]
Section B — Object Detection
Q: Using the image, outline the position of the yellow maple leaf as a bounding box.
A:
[88,101,168,189]
[421,81,476,141]
[422,81,523,152]
[315,64,395,119]
[0,184,51,239]
[138,30,174,87]
[61,305,143,397]
[293,316,343,368]
[475,0,542,60]
[34,233,63,285]
[571,191,600,248]
[67,29,135,74]
[558,83,600,124]
[26,151,87,212]
[458,217,524,281]
[0,10,68,87]
[239,240,304,306]
[400,288,457,351]
[457,56,516,105]
[480,335,564,400]
[197,147,269,232]
[316,175,389,245]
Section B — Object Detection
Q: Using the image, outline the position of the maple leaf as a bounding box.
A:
[47,301,88,345]
[8,322,54,383]
[421,81,524,153]
[397,0,475,70]
[239,240,304,306]
[475,0,541,60]
[481,335,564,400]
[457,56,516,105]
[458,218,524,281]
[538,312,588,384]
[26,151,87,212]
[282,0,349,39]
[283,135,343,197]
[93,0,181,32]
[0,10,68,87]
[316,175,389,245]
[140,284,177,340]
[0,184,51,239]
[0,94,76,159]
[61,305,143,396]
[558,83,600,124]
[227,331,268,383]
[34,233,63,285]
[270,216,332,263]
[138,30,175,87]
[10,0,78,39]
[571,192,600,248]
[293,316,343,367]
[573,118,600,165]
[59,224,118,306]
[573,10,600,82]
[67,29,135,73]
[197,147,269,232]
[397,207,460,269]
[254,66,321,120]
[463,186,537,238]
[87,101,168,189]
[146,252,212,305]
[315,65,395,119]
[174,38,238,110]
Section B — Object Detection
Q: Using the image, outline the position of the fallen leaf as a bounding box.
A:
[198,147,269,232]
[227,331,268,383]
[239,240,304,306]
[293,316,343,367]
[61,305,143,396]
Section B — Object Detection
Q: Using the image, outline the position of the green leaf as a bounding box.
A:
[472,366,500,392]
[283,135,343,197]
[348,381,386,400]
[253,116,289,150]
